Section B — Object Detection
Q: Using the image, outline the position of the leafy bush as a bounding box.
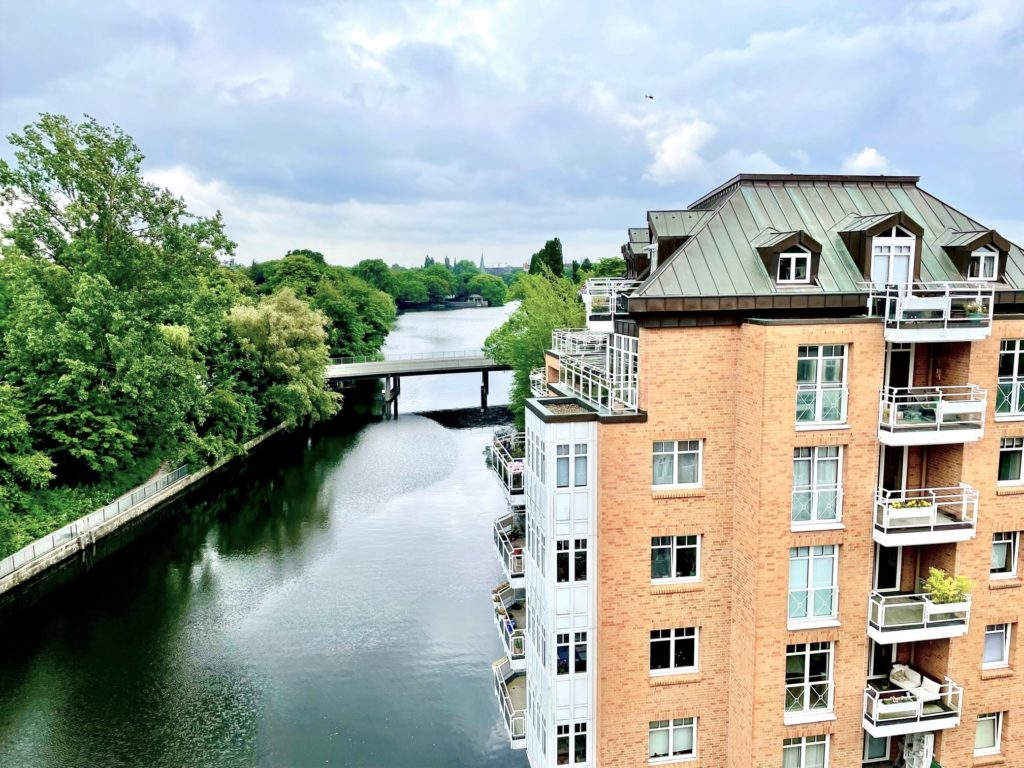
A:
[922,567,972,604]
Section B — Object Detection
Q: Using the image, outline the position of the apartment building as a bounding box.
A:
[488,174,1024,768]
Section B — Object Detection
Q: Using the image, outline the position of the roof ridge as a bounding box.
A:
[689,173,921,209]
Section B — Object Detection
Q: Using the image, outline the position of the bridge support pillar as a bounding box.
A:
[382,375,401,419]
[480,370,489,410]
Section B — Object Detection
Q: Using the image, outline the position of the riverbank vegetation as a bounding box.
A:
[351,256,512,309]
[0,115,391,556]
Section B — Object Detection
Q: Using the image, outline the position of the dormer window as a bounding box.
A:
[870,226,915,285]
[967,245,998,281]
[777,246,811,284]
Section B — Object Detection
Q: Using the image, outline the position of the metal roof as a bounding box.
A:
[628,227,650,243]
[636,176,1024,299]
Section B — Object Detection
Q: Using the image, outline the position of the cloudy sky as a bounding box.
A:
[2,0,1023,266]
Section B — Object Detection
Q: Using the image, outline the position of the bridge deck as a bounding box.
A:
[326,351,509,380]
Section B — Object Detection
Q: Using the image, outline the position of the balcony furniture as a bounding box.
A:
[863,673,963,737]
[878,385,986,446]
[889,664,941,703]
[864,281,994,342]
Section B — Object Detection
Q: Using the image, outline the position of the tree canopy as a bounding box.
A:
[352,257,513,308]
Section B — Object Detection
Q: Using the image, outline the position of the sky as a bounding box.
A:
[2,0,1023,267]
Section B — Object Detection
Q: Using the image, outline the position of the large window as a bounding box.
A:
[796,345,848,425]
[968,245,998,281]
[648,717,697,763]
[556,539,588,583]
[792,446,842,526]
[862,733,890,763]
[998,340,1024,417]
[652,440,702,488]
[975,712,1003,757]
[870,226,914,285]
[650,627,698,675]
[983,624,1012,669]
[785,642,834,718]
[778,246,811,284]
[991,532,1019,579]
[556,723,587,765]
[788,546,838,625]
[783,735,829,768]
[651,535,700,582]
[556,443,588,487]
[999,437,1024,483]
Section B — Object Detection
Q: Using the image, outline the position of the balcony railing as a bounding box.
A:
[581,277,643,319]
[864,281,995,342]
[492,657,526,747]
[863,668,962,737]
[873,484,978,545]
[552,328,608,356]
[878,385,986,445]
[490,432,525,498]
[529,367,547,398]
[493,583,526,665]
[493,512,525,583]
[867,590,971,644]
[555,331,639,413]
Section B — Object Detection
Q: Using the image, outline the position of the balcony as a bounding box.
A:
[552,328,608,356]
[492,657,526,749]
[863,666,962,737]
[867,590,971,644]
[493,511,525,586]
[580,277,642,330]
[492,583,526,670]
[490,432,525,505]
[529,367,548,398]
[553,330,639,414]
[866,281,994,342]
[872,484,979,546]
[878,386,986,446]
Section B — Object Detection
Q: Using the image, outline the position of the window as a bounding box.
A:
[991,532,1019,579]
[574,539,587,582]
[968,245,998,281]
[870,225,914,285]
[574,632,587,673]
[651,535,700,582]
[999,437,1024,483]
[557,540,570,582]
[785,642,834,718]
[862,733,889,763]
[557,539,587,582]
[796,345,848,425]
[998,340,1024,416]
[792,446,842,526]
[557,724,570,765]
[983,624,1012,669]
[652,440,702,487]
[778,246,811,284]
[648,717,696,763]
[556,443,588,488]
[556,633,570,675]
[574,723,587,764]
[975,712,1003,757]
[783,734,829,768]
[788,546,838,625]
[650,627,698,674]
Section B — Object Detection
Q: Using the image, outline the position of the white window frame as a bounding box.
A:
[556,443,588,488]
[795,345,848,427]
[991,532,1019,580]
[982,623,1012,670]
[652,440,703,489]
[650,535,701,584]
[967,245,999,282]
[777,245,812,285]
[783,734,830,768]
[997,339,1024,419]
[648,717,697,764]
[862,732,890,764]
[784,642,835,723]
[788,545,839,628]
[870,225,915,285]
[791,445,844,529]
[974,712,1003,757]
[649,627,699,676]
[999,437,1024,485]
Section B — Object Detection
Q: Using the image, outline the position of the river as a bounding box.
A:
[0,305,525,768]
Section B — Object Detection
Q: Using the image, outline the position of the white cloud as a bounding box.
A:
[842,147,890,174]
[643,120,717,184]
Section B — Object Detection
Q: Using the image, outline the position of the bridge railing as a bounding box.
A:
[0,464,190,581]
[328,348,488,365]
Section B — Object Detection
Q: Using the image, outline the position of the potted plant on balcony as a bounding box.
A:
[889,496,936,522]
[921,567,972,619]
[964,299,987,320]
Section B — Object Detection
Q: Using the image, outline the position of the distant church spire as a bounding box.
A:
[479,251,485,269]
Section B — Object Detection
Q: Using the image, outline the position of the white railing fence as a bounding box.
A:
[863,281,995,332]
[493,513,525,579]
[867,590,971,633]
[874,484,979,532]
[492,658,526,740]
[490,432,526,493]
[878,385,986,433]
[863,676,963,725]
[551,329,608,356]
[493,585,526,659]
[0,465,190,580]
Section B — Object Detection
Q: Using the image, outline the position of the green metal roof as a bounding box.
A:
[636,175,1024,298]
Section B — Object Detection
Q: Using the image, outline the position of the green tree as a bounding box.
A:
[354,258,398,297]
[484,270,584,425]
[528,238,564,277]
[0,384,54,514]
[466,273,508,306]
[587,256,627,278]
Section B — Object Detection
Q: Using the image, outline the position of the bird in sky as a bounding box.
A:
[642,93,654,100]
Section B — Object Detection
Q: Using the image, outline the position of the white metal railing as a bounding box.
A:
[878,385,986,434]
[864,281,995,334]
[490,432,525,494]
[556,332,638,413]
[867,590,971,635]
[791,484,843,527]
[997,375,1024,416]
[0,465,190,580]
[551,328,608,356]
[864,675,963,728]
[493,512,525,579]
[529,367,547,398]
[492,658,526,741]
[328,348,487,365]
[581,277,643,317]
[493,584,526,660]
[874,484,979,535]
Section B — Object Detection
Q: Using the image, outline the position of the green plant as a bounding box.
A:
[922,567,972,604]
[891,498,932,509]
[964,300,986,314]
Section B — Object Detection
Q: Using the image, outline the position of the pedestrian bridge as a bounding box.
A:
[326,349,510,415]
